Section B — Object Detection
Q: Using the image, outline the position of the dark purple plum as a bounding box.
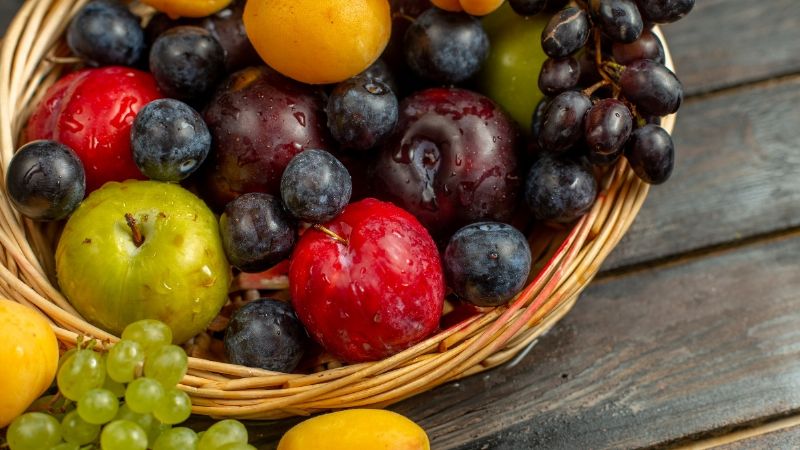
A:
[625,124,674,184]
[199,66,332,209]
[444,222,532,307]
[327,75,398,151]
[372,88,522,239]
[130,99,210,182]
[67,0,145,67]
[541,7,590,58]
[224,299,306,372]
[404,8,489,84]
[6,141,85,221]
[280,150,352,223]
[219,193,296,273]
[149,26,225,101]
[525,153,598,222]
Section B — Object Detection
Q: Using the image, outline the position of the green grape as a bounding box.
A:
[7,412,62,450]
[48,443,80,450]
[114,404,157,432]
[153,427,199,450]
[57,347,77,371]
[77,388,119,424]
[100,420,148,450]
[125,377,165,413]
[144,344,188,387]
[103,376,127,398]
[153,388,192,425]
[197,419,248,450]
[57,349,106,401]
[121,320,173,355]
[107,339,145,383]
[148,422,173,448]
[217,444,257,450]
[60,410,100,445]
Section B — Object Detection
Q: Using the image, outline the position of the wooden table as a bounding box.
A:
[4,0,800,448]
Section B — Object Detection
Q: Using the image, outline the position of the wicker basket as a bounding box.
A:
[0,0,676,420]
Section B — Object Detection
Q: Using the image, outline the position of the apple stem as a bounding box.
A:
[125,213,144,248]
[313,224,348,245]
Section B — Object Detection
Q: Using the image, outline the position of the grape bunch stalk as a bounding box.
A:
[517,0,693,221]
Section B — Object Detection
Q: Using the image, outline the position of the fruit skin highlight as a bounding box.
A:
[0,299,59,427]
[55,180,231,344]
[243,0,392,84]
[142,0,232,19]
[278,409,430,450]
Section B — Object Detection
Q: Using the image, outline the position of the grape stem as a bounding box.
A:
[392,11,416,23]
[125,213,144,248]
[313,224,348,246]
[572,0,589,10]
[583,79,611,97]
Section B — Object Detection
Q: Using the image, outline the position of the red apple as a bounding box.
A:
[289,198,445,362]
[26,67,162,192]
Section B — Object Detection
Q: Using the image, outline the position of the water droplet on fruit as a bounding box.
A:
[489,252,499,260]
[455,154,463,166]
[293,112,306,127]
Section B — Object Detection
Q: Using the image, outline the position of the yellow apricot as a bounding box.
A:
[277,409,430,450]
[141,0,232,19]
[431,0,505,16]
[243,0,392,85]
[0,299,59,427]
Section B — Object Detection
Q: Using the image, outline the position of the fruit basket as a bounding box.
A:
[0,0,676,420]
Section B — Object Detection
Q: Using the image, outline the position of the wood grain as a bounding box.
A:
[663,0,800,96]
[392,232,800,449]
[603,74,800,270]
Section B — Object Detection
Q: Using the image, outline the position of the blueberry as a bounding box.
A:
[327,75,398,151]
[359,59,398,94]
[525,154,598,222]
[66,0,145,67]
[6,141,85,221]
[280,149,352,223]
[131,99,211,182]
[404,8,489,84]
[224,299,307,372]
[149,26,225,101]
[444,222,532,307]
[220,193,296,273]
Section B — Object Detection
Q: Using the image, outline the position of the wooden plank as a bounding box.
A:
[717,424,800,450]
[0,0,24,36]
[603,74,800,270]
[246,233,800,448]
[676,414,800,449]
[383,233,800,449]
[663,0,800,96]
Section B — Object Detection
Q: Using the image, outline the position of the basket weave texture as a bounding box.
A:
[0,0,676,420]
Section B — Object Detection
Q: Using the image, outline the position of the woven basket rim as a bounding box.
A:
[0,0,676,420]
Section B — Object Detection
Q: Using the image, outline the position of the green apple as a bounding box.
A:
[478,3,549,130]
[56,180,231,344]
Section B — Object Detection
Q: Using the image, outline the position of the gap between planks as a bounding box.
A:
[675,412,800,450]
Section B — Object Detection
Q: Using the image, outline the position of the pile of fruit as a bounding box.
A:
[1,0,694,444]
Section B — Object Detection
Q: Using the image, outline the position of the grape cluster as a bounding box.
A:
[519,0,693,220]
[5,320,254,450]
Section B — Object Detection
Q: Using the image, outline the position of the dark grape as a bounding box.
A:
[530,97,550,142]
[538,90,593,153]
[625,124,674,184]
[538,57,580,96]
[508,0,547,16]
[280,149,352,223]
[577,50,602,87]
[6,141,85,221]
[619,59,683,116]
[525,154,598,222]
[587,145,624,166]
[67,0,145,67]
[611,29,665,65]
[130,99,211,182]
[444,222,532,307]
[584,98,633,156]
[327,75,398,151]
[404,8,489,84]
[589,0,644,43]
[544,0,569,12]
[224,299,306,372]
[360,58,398,94]
[636,0,695,23]
[219,193,296,273]
[149,26,225,101]
[541,7,591,58]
